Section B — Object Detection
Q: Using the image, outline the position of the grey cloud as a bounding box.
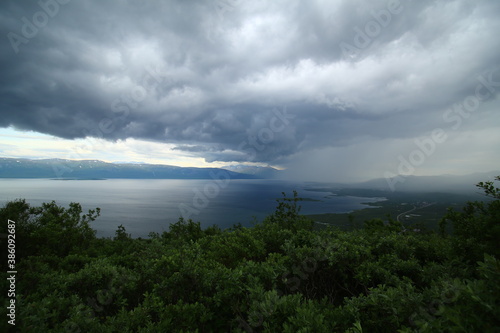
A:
[172,145,214,153]
[1,0,499,177]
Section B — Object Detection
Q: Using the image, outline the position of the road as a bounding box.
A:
[396,205,416,223]
[396,202,436,223]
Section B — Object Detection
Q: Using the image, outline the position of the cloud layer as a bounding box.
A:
[1,0,499,181]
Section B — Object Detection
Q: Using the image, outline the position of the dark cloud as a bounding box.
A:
[172,145,214,153]
[1,0,499,179]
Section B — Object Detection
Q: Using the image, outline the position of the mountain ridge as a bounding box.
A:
[0,157,258,180]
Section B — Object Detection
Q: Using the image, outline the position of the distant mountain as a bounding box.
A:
[350,171,500,193]
[0,158,258,180]
[222,165,281,179]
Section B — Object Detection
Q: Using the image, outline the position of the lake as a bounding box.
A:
[0,179,385,237]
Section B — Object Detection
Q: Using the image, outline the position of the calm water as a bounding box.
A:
[0,179,385,237]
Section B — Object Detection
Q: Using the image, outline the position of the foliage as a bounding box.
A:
[440,176,500,261]
[0,199,99,259]
[0,178,499,332]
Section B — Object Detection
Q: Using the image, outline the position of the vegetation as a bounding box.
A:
[307,189,480,231]
[1,178,499,332]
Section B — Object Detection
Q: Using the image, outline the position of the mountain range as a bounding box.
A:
[0,158,262,180]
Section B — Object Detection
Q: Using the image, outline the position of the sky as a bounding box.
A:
[1,0,499,182]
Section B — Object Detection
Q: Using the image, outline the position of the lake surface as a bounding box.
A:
[0,179,385,237]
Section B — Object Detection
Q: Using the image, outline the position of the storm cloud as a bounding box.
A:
[1,0,499,181]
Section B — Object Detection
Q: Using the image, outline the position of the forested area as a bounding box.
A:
[1,178,499,332]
